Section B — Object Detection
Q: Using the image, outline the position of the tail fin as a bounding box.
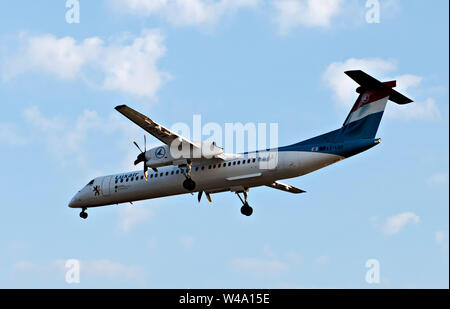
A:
[340,70,413,140]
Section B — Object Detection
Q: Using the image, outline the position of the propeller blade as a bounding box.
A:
[144,135,146,152]
[198,191,203,203]
[144,163,148,181]
[205,192,212,204]
[133,141,144,153]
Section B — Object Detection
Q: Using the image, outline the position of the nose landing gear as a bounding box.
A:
[236,189,253,216]
[79,208,88,219]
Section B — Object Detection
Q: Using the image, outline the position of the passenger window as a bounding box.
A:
[228,162,231,166]
[155,174,158,178]
[237,161,241,165]
[208,165,212,169]
[115,179,118,184]
[176,170,179,174]
[242,160,245,165]
[165,172,169,176]
[252,158,256,163]
[233,162,236,165]
[223,163,226,167]
[150,174,153,178]
[201,166,205,170]
[120,179,123,183]
[171,171,174,175]
[195,167,199,171]
[126,178,129,182]
[247,159,251,163]
[160,173,163,177]
[213,164,216,168]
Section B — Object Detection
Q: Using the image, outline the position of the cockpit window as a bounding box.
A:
[87,179,94,186]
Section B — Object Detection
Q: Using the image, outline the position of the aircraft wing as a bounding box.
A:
[266,181,306,194]
[115,105,198,148]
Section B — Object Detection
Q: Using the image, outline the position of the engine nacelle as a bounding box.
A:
[144,145,173,168]
[144,141,224,168]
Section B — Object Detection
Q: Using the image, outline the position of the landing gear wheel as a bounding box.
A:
[240,203,253,216]
[79,209,88,219]
[183,178,196,191]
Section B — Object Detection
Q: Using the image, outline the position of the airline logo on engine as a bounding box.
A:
[155,146,166,159]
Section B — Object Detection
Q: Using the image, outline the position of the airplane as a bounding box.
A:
[69,70,413,219]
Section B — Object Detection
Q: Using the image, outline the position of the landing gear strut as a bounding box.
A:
[79,208,88,219]
[237,190,253,216]
[181,161,196,191]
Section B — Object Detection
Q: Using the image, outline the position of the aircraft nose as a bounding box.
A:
[68,192,82,208]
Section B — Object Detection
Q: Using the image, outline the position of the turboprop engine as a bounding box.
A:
[133,138,224,178]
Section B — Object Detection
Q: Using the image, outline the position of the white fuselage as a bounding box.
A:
[68,150,344,209]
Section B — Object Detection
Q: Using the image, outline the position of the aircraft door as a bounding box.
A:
[101,176,112,196]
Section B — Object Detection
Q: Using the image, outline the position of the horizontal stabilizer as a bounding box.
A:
[266,181,306,194]
[389,89,414,105]
[345,70,413,104]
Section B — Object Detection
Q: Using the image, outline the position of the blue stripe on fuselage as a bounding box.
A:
[269,112,383,158]
[277,138,380,158]
[243,112,383,158]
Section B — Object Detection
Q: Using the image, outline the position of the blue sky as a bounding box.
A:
[0,0,448,288]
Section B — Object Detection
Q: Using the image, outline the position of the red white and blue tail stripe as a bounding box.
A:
[339,70,413,140]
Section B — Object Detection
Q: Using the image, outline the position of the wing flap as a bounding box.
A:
[266,181,306,194]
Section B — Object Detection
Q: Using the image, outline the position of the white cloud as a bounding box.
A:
[23,106,101,168]
[427,172,449,186]
[118,205,154,232]
[323,58,441,121]
[3,29,169,98]
[180,235,196,248]
[113,0,260,28]
[230,257,288,276]
[382,212,420,235]
[435,231,446,245]
[387,98,441,121]
[12,261,36,273]
[21,106,141,170]
[314,255,330,266]
[23,106,64,131]
[273,0,343,34]
[323,57,397,107]
[0,122,28,145]
[13,259,143,281]
[78,259,143,280]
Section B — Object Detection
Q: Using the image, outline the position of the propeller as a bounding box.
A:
[133,135,148,181]
[197,191,212,204]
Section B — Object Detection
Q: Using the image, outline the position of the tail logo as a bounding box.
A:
[361,93,370,103]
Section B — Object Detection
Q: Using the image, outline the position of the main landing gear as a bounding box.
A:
[79,208,88,219]
[182,161,196,191]
[236,190,253,216]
